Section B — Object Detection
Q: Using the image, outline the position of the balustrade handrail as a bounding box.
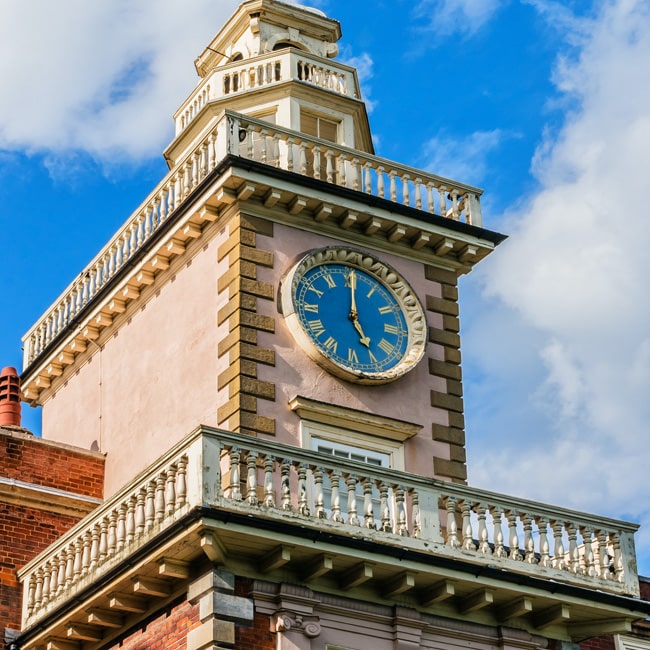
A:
[175,47,360,133]
[19,426,640,629]
[23,109,484,371]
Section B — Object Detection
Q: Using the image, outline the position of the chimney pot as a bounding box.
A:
[0,367,21,427]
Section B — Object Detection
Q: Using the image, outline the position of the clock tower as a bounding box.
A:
[12,2,646,650]
[20,0,504,496]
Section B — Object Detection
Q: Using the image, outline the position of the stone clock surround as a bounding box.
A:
[215,211,469,483]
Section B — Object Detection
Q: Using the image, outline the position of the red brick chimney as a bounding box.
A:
[0,366,21,427]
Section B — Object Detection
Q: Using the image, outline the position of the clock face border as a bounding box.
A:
[280,246,427,384]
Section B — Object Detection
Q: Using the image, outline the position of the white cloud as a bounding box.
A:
[467,0,650,536]
[414,0,502,38]
[420,129,512,186]
[0,0,240,162]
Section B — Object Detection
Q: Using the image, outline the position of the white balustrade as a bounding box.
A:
[19,427,640,629]
[23,110,482,370]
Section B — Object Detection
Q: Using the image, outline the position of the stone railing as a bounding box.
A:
[22,110,483,369]
[175,48,358,134]
[19,427,640,629]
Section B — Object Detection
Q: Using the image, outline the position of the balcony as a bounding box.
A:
[18,427,645,647]
[174,48,360,135]
[21,110,488,383]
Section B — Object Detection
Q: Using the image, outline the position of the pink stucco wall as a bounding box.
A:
[41,233,224,497]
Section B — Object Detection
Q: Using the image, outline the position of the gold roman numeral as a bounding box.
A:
[384,323,399,335]
[322,273,336,289]
[347,348,359,364]
[378,305,392,315]
[378,338,394,355]
[308,319,326,337]
[308,286,324,298]
[303,303,319,314]
[368,349,378,364]
[366,284,377,299]
[323,336,338,354]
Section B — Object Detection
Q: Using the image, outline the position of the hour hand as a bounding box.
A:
[351,317,371,347]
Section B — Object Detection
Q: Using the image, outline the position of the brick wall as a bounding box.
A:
[0,429,104,498]
[580,636,616,650]
[104,599,200,650]
[0,429,105,649]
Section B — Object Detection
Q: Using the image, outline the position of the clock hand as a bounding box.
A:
[348,269,371,347]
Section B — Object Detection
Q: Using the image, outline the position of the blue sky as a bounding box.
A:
[1,0,650,574]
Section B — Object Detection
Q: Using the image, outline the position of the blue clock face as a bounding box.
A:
[294,263,409,375]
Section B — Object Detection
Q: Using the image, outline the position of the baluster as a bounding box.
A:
[346,474,360,526]
[260,129,268,164]
[287,137,295,171]
[439,185,448,216]
[461,501,476,551]
[379,482,391,532]
[395,486,408,536]
[166,465,177,514]
[135,489,146,537]
[176,456,187,507]
[489,506,506,558]
[246,452,259,506]
[445,496,460,548]
[183,160,192,197]
[352,158,361,191]
[48,561,58,599]
[280,459,292,511]
[41,563,50,603]
[415,178,423,209]
[411,490,421,538]
[273,133,281,167]
[116,504,127,551]
[566,523,580,573]
[313,466,325,518]
[388,171,397,201]
[377,166,385,198]
[362,478,375,529]
[476,503,490,554]
[27,574,36,616]
[507,510,521,560]
[313,145,321,179]
[329,469,343,522]
[297,464,310,516]
[57,551,67,594]
[145,482,156,530]
[208,129,217,171]
[299,142,307,175]
[537,517,550,567]
[228,448,242,501]
[192,151,200,189]
[580,526,596,576]
[81,531,92,575]
[155,476,166,522]
[199,142,208,180]
[402,174,411,205]
[551,520,566,570]
[126,496,136,544]
[522,514,537,564]
[326,150,334,183]
[338,153,347,187]
[73,539,83,580]
[99,519,108,563]
[364,163,372,194]
[34,569,44,610]
[597,529,610,579]
[158,188,167,225]
[263,456,275,507]
[450,189,459,219]
[107,512,117,557]
[246,127,254,159]
[612,533,624,582]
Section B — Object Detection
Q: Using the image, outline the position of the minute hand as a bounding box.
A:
[348,270,371,347]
